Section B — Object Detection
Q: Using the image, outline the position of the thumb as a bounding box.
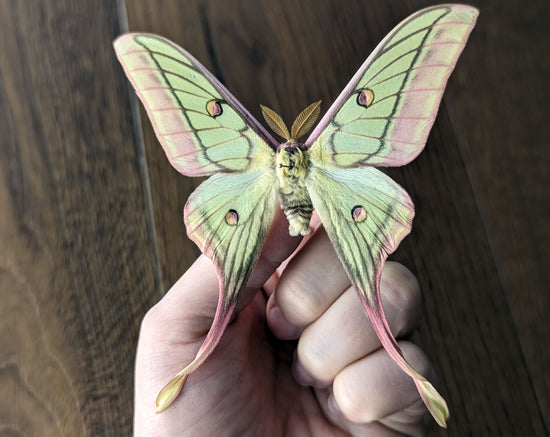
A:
[238,207,302,310]
[146,207,300,339]
[138,208,300,412]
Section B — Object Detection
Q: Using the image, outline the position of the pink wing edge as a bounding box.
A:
[304,4,479,169]
[113,34,274,411]
[304,4,479,427]
[113,33,278,177]
[154,287,237,413]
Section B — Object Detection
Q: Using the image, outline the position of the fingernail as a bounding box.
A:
[328,394,342,416]
[293,360,315,386]
[268,306,299,339]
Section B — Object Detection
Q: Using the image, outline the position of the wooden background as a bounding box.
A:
[1,0,548,435]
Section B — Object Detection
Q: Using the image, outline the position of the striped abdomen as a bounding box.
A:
[276,142,313,236]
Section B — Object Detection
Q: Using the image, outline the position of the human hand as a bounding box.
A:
[134,212,436,436]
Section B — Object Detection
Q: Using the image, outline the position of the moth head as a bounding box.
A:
[261,100,321,142]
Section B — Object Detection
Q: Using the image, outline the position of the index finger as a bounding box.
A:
[237,208,303,309]
[149,207,301,330]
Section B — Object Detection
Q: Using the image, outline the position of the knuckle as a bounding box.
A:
[140,303,162,333]
[276,275,324,326]
[140,301,188,343]
[334,340,433,423]
[334,373,375,423]
[381,262,421,336]
[296,331,332,382]
[400,341,433,379]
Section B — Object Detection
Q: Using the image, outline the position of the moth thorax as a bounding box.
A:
[276,142,313,237]
[276,142,308,180]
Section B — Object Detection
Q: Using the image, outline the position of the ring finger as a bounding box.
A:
[295,261,421,387]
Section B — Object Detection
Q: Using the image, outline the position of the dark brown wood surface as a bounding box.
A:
[1,1,548,435]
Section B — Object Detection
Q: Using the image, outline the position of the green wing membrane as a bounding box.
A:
[307,153,451,427]
[308,5,478,167]
[185,170,278,305]
[306,166,413,307]
[305,5,478,426]
[114,34,276,176]
[156,169,278,412]
[115,34,280,411]
[114,4,478,426]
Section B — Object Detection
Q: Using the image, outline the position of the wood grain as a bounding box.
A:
[450,1,550,426]
[1,0,548,435]
[0,1,158,435]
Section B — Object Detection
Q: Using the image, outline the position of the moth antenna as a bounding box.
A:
[260,104,290,141]
[290,100,322,141]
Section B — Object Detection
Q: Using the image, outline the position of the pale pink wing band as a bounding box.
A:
[114,34,277,176]
[307,5,478,168]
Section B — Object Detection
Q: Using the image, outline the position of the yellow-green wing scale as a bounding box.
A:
[306,165,449,426]
[305,5,479,426]
[113,4,478,427]
[184,170,278,303]
[156,169,278,412]
[114,33,280,412]
[114,34,276,176]
[307,166,414,303]
[307,5,478,168]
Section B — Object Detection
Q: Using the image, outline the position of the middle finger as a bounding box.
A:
[266,227,350,338]
[295,261,420,387]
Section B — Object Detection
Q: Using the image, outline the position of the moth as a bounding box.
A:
[114,4,478,427]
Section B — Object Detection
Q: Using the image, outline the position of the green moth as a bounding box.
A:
[114,4,478,427]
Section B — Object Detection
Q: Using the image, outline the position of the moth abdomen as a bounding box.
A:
[283,204,313,236]
[276,144,313,236]
[278,189,313,237]
[284,203,314,222]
